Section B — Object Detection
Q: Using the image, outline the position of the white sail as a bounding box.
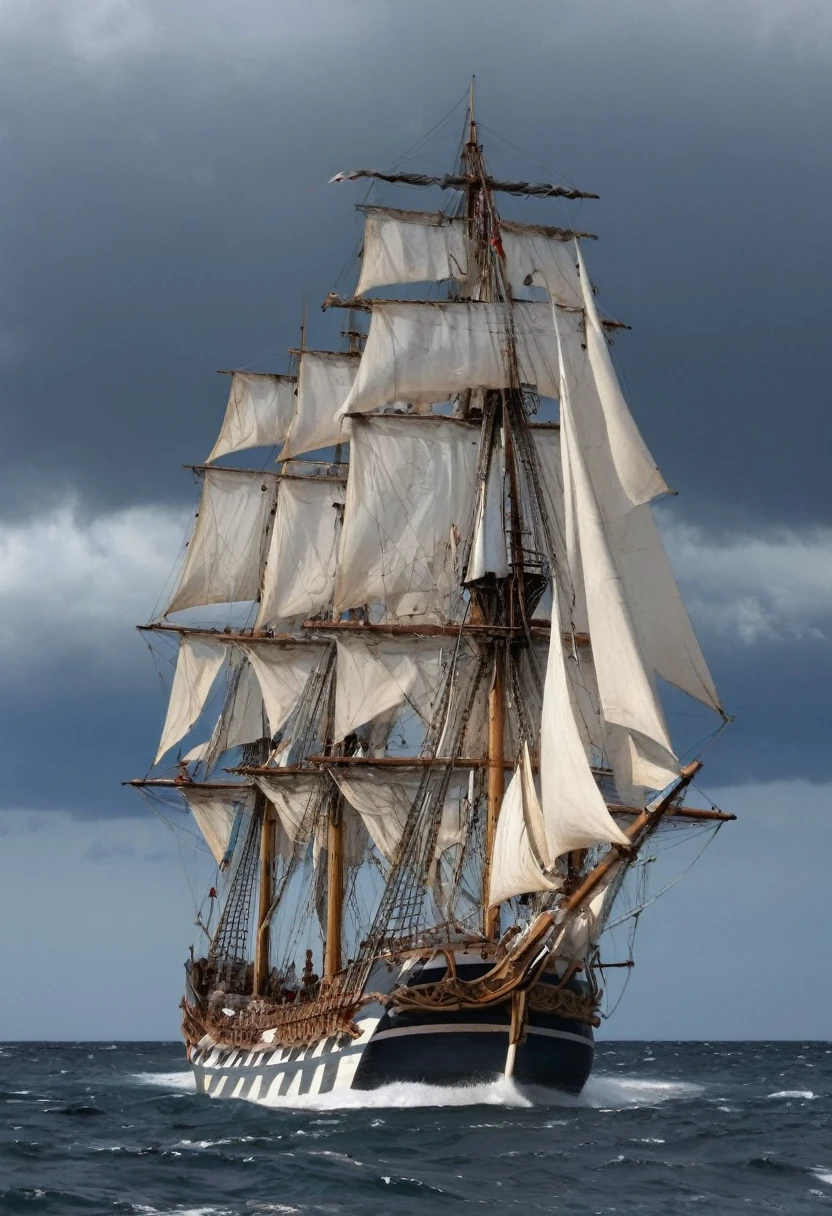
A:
[355,208,583,308]
[165,470,276,615]
[179,785,254,867]
[279,352,359,460]
[557,311,680,800]
[255,476,345,628]
[560,307,720,709]
[356,206,468,295]
[334,415,479,621]
[206,373,296,464]
[155,635,228,763]
[540,576,630,860]
[560,863,621,960]
[501,222,582,307]
[332,768,468,866]
[184,652,266,765]
[575,244,669,506]
[240,642,326,737]
[488,744,561,907]
[340,301,560,419]
[255,773,326,855]
[333,634,451,744]
[465,428,509,582]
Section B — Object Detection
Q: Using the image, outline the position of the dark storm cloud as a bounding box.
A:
[0,0,830,519]
[0,0,830,819]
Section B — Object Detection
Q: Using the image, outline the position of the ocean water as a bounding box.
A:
[1,1041,830,1214]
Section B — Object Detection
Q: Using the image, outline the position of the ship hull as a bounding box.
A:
[188,996,594,1101]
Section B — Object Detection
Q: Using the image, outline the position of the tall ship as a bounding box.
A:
[130,90,734,1100]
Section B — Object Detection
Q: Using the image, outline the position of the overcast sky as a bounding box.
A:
[1,0,830,1042]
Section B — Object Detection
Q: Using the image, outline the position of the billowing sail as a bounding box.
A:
[340,301,560,418]
[165,470,276,615]
[465,428,509,582]
[155,635,227,763]
[540,582,630,859]
[356,206,468,295]
[206,373,296,464]
[575,245,669,507]
[501,221,582,306]
[333,634,452,744]
[489,744,561,907]
[332,767,468,866]
[179,785,254,868]
[556,310,680,800]
[279,352,359,460]
[240,642,326,738]
[255,475,345,628]
[184,652,266,766]
[255,773,327,858]
[334,415,479,621]
[354,207,583,308]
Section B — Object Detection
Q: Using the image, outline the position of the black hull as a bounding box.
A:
[353,1004,594,1094]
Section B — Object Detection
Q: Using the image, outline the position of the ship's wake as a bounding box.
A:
[133,1070,705,1110]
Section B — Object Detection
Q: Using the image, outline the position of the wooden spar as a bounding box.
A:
[131,773,736,824]
[562,761,705,916]
[483,653,505,938]
[302,619,589,645]
[138,623,301,643]
[354,204,597,242]
[324,799,344,977]
[329,168,599,200]
[253,797,276,996]
[216,369,296,381]
[182,463,347,483]
[322,295,627,331]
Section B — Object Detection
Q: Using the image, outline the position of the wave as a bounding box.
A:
[767,1089,815,1100]
[131,1071,196,1092]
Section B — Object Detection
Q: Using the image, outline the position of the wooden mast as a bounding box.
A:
[253,794,276,995]
[484,650,505,936]
[324,797,344,977]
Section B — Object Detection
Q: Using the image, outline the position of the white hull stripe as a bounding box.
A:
[369,1023,593,1050]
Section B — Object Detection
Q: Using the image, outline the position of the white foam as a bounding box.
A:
[131,1071,196,1093]
[767,1089,815,1100]
[813,1169,832,1186]
[258,1076,533,1112]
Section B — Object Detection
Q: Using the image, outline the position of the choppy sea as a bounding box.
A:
[1,1041,830,1214]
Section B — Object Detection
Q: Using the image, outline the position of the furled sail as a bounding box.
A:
[356,206,468,296]
[255,476,345,628]
[333,634,452,744]
[559,863,622,960]
[332,768,468,866]
[206,373,297,464]
[279,352,359,460]
[179,785,254,868]
[240,642,326,738]
[575,245,669,507]
[340,301,560,419]
[165,470,276,615]
[155,635,228,763]
[556,310,680,800]
[488,744,561,907]
[334,415,479,621]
